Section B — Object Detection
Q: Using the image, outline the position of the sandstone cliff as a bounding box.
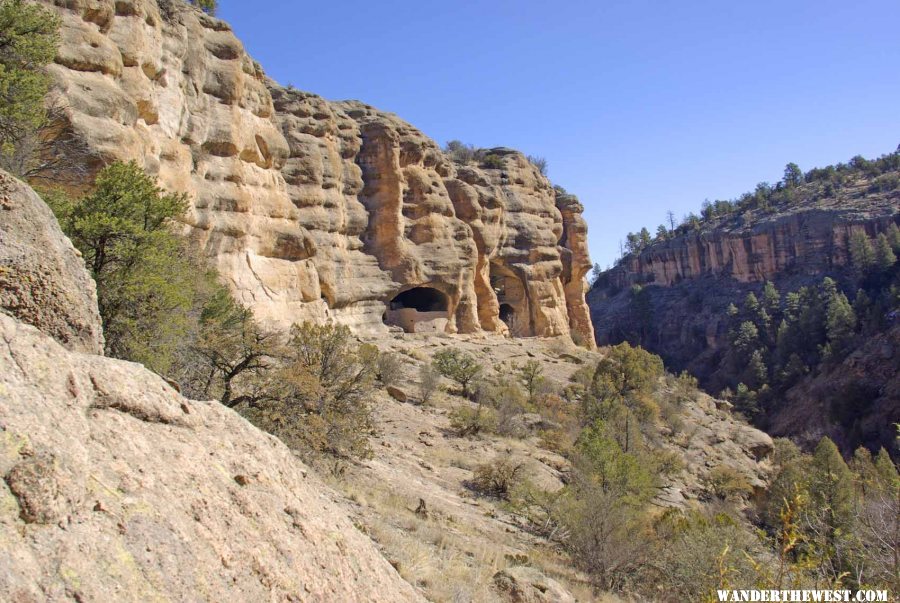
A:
[0,170,422,601]
[604,195,898,290]
[37,0,594,345]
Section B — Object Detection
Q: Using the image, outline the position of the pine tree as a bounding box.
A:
[0,0,61,177]
[639,227,652,248]
[744,292,760,315]
[824,289,856,356]
[886,223,900,253]
[783,163,803,188]
[732,321,760,358]
[49,161,197,372]
[655,224,668,241]
[762,281,781,315]
[745,349,768,389]
[852,289,873,333]
[808,437,856,578]
[848,231,875,277]
[873,448,899,489]
[874,233,897,271]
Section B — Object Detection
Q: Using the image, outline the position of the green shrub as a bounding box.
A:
[448,403,497,437]
[432,348,482,398]
[526,155,548,176]
[49,162,205,373]
[241,322,378,459]
[417,362,441,404]
[376,351,404,388]
[705,465,752,501]
[187,0,217,15]
[481,154,504,169]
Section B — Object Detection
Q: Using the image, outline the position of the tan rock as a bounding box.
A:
[0,313,422,602]
[493,566,576,603]
[0,171,104,354]
[37,0,595,345]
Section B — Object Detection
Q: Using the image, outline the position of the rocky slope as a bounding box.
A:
[36,0,594,344]
[0,171,422,601]
[323,331,772,601]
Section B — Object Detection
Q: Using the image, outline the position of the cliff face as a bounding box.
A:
[606,206,899,290]
[38,0,594,345]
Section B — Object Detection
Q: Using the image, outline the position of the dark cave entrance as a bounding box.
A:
[385,287,450,333]
[389,287,448,312]
[499,303,515,327]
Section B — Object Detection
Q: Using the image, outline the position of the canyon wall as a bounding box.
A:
[605,209,899,290]
[588,171,899,454]
[38,0,594,345]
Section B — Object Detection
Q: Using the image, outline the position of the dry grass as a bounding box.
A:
[328,477,513,601]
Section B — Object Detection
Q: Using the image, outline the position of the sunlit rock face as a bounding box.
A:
[38,0,595,346]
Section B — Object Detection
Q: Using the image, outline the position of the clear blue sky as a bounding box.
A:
[218,0,900,268]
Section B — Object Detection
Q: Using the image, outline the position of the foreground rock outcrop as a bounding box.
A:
[36,0,594,345]
[0,172,421,601]
[0,171,103,354]
[0,315,422,602]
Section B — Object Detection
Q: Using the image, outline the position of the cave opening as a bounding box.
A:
[499,303,515,327]
[389,287,448,312]
[384,287,450,333]
[489,260,529,337]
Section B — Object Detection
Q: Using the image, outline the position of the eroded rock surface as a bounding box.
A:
[0,313,422,602]
[37,0,594,345]
[0,171,421,601]
[603,203,898,290]
[0,171,103,354]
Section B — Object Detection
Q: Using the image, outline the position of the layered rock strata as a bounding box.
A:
[604,206,899,290]
[37,0,595,345]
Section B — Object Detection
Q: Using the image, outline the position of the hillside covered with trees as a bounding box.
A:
[589,150,900,457]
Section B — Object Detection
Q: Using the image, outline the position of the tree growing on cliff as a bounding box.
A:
[824,285,856,357]
[783,163,803,188]
[0,0,81,179]
[849,231,875,278]
[874,233,897,271]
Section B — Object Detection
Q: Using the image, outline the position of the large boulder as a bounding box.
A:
[0,313,423,601]
[0,170,104,354]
